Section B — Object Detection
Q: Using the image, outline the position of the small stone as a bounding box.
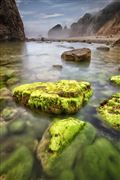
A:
[96,46,110,51]
[1,107,19,121]
[8,120,27,134]
[110,75,120,86]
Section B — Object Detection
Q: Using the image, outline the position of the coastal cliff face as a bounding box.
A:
[70,2,120,37]
[0,0,25,41]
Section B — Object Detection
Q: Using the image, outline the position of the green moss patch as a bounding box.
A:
[0,146,33,180]
[110,75,120,85]
[97,93,120,130]
[13,80,93,114]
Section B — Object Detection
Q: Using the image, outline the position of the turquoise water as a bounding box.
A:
[0,41,120,180]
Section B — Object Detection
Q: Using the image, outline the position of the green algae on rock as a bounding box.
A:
[74,138,120,180]
[0,146,33,180]
[13,80,93,114]
[110,75,120,85]
[97,93,120,130]
[37,118,96,176]
[49,118,85,152]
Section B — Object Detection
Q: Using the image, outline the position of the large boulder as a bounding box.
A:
[13,80,93,114]
[37,117,120,180]
[97,93,120,130]
[61,48,91,62]
[0,0,25,40]
[37,118,96,176]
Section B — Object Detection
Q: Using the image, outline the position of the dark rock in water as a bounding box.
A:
[112,38,120,47]
[0,0,25,41]
[96,46,110,51]
[61,48,91,62]
[52,65,63,69]
[97,93,120,131]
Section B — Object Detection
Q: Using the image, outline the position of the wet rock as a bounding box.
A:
[6,77,20,86]
[8,119,27,134]
[110,75,120,85]
[0,146,33,180]
[75,138,120,180]
[0,88,13,111]
[61,48,91,62]
[37,117,96,176]
[13,80,93,114]
[52,65,63,69]
[112,38,120,47]
[1,107,19,121]
[0,0,25,41]
[0,124,8,138]
[97,93,120,130]
[96,46,110,51]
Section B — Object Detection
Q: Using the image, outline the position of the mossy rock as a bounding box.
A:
[1,107,19,121]
[0,124,8,138]
[0,146,34,180]
[0,88,13,111]
[7,77,19,86]
[110,75,120,85]
[8,120,27,134]
[13,80,93,114]
[74,138,120,180]
[37,118,96,176]
[97,93,120,130]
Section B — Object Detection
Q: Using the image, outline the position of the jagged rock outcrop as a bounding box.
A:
[48,24,62,38]
[48,24,69,38]
[70,1,120,36]
[0,0,25,40]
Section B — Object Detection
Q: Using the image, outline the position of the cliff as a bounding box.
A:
[70,1,120,37]
[0,0,25,40]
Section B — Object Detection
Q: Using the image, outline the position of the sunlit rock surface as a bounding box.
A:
[97,93,120,130]
[61,48,91,62]
[13,80,93,114]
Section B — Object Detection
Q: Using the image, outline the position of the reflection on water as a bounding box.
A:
[0,41,120,180]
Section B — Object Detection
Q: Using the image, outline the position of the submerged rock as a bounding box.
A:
[110,75,120,85]
[0,146,33,180]
[37,118,95,176]
[96,46,110,51]
[8,119,27,134]
[1,107,19,121]
[13,80,93,114]
[74,138,120,180]
[97,93,120,130]
[61,48,91,62]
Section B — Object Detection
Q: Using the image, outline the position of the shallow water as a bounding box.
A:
[0,41,120,180]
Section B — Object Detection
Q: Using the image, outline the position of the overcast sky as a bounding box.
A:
[16,0,114,37]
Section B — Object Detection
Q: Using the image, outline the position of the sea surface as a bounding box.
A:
[0,41,120,180]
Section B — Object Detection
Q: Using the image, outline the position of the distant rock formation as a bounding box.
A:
[48,24,69,38]
[70,1,120,37]
[0,0,25,41]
